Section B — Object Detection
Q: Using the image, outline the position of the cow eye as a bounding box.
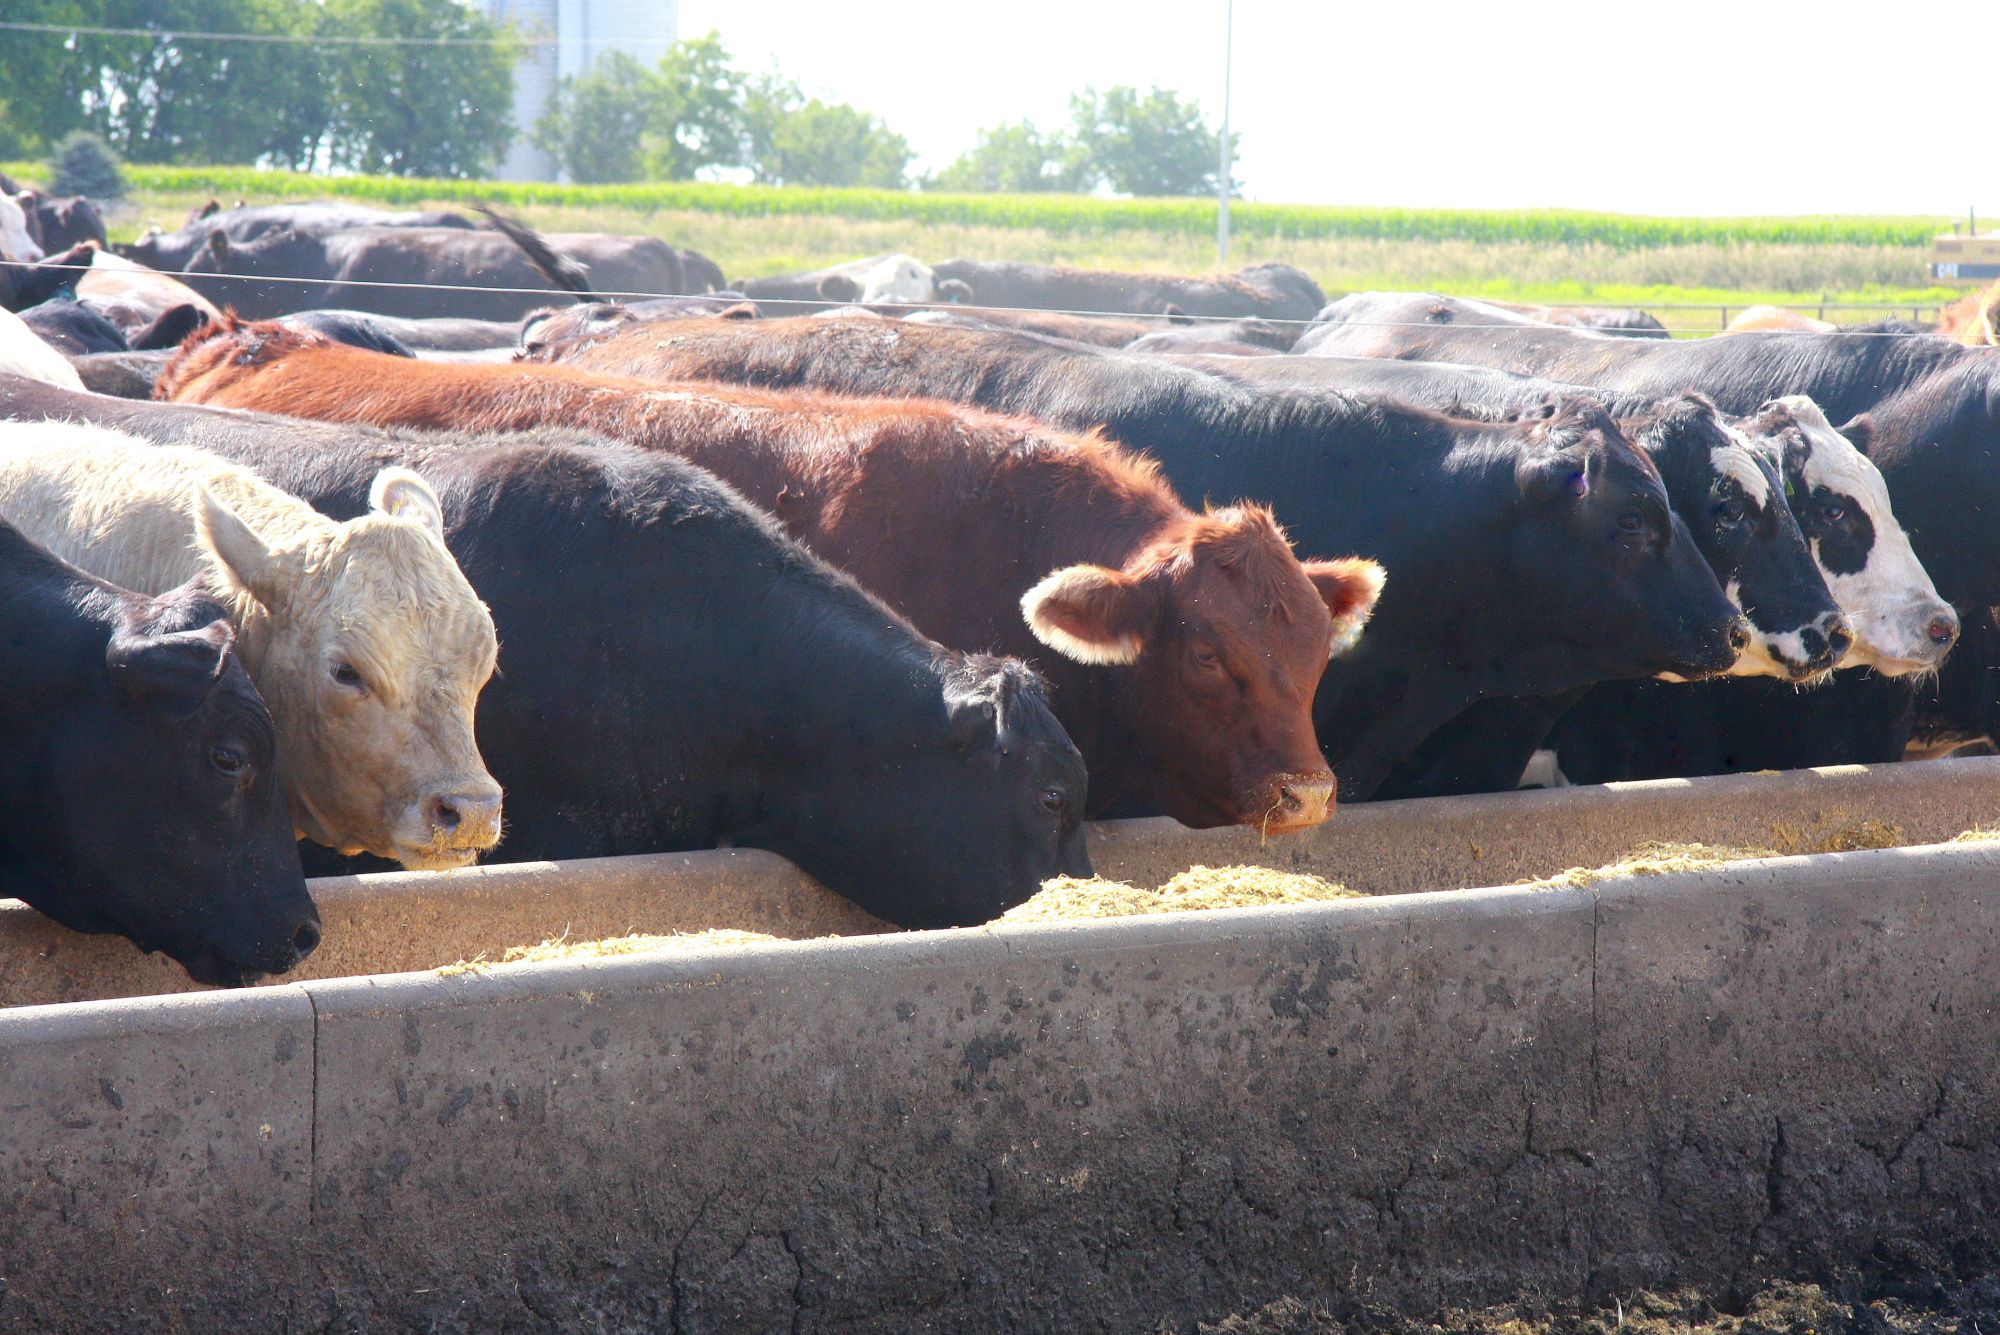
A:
[1190,643,1222,670]
[1037,787,1066,816]
[1616,510,1645,534]
[330,661,366,692]
[1820,500,1847,523]
[209,744,246,779]
[1717,499,1746,524]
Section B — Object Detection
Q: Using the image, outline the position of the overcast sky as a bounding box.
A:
[676,0,1995,217]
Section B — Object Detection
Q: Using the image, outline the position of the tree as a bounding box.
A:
[927,121,1087,193]
[1068,85,1236,197]
[50,131,126,198]
[534,35,749,184]
[317,0,521,178]
[533,50,658,184]
[28,0,330,168]
[740,75,910,189]
[639,32,748,181]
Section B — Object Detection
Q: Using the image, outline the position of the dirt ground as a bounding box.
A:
[1193,1263,2000,1334]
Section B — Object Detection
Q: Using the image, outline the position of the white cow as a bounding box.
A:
[0,193,44,263]
[0,422,506,871]
[1744,395,1957,675]
[0,307,84,390]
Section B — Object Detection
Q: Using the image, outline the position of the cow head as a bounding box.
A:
[1508,399,1747,683]
[779,654,1092,927]
[0,193,44,263]
[857,254,936,305]
[194,468,504,869]
[26,580,316,987]
[1626,395,1848,683]
[1022,503,1383,833]
[1744,396,1957,676]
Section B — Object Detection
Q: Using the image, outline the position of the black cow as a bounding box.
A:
[175,226,688,322]
[1375,397,1843,797]
[928,259,1327,322]
[125,201,477,271]
[16,191,107,252]
[0,242,99,314]
[521,315,1747,800]
[21,299,128,355]
[0,518,316,984]
[281,309,520,353]
[0,377,1094,928]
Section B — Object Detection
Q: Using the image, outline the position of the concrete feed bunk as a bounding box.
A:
[0,759,1997,1329]
[6,755,2000,1007]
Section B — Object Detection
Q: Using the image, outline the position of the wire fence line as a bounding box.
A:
[0,257,1969,339]
[0,20,549,48]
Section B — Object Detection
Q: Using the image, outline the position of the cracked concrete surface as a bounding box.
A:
[2,845,1999,1332]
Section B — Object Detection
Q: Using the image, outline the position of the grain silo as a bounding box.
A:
[483,0,680,181]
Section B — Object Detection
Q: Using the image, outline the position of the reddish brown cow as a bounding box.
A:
[160,318,1383,834]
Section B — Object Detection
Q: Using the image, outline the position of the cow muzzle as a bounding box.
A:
[392,781,504,870]
[1241,772,1335,836]
[1730,611,1854,683]
[1848,601,1959,676]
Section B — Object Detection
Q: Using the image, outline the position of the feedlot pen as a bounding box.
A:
[5,758,2000,1332]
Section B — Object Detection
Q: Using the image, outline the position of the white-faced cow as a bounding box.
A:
[0,421,504,871]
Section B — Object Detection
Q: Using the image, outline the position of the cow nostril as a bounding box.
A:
[1275,785,1304,813]
[1728,621,1752,654]
[1929,613,1960,647]
[426,795,462,833]
[293,919,321,960]
[1828,624,1854,658]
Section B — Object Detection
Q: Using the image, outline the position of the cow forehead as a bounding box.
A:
[311,521,494,666]
[1158,531,1332,648]
[1710,427,1774,507]
[1780,404,1895,513]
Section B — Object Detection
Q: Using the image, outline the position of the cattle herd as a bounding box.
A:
[0,187,1995,992]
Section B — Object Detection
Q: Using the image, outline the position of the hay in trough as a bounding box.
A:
[437,928,782,974]
[1518,840,1784,889]
[1766,817,1905,854]
[1000,863,1360,924]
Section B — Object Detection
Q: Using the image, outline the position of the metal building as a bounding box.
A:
[482,0,680,181]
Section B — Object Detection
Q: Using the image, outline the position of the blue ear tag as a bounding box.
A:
[1564,471,1588,499]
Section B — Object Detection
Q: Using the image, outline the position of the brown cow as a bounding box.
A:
[1937,279,2000,346]
[160,318,1384,834]
[1724,305,1838,335]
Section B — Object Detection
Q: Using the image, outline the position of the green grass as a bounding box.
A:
[16,160,1965,320]
[25,161,1954,250]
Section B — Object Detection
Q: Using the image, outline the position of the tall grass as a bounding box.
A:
[19,161,1952,251]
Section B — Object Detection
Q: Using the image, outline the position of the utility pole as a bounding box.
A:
[1217,0,1233,267]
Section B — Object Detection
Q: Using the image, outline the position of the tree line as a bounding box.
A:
[0,0,520,177]
[534,34,1236,196]
[0,10,1235,196]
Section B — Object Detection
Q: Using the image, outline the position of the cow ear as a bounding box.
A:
[817,274,860,303]
[945,694,999,754]
[1517,449,1590,505]
[1304,558,1386,658]
[1837,413,1876,455]
[194,482,286,609]
[368,467,445,539]
[935,278,973,305]
[718,301,759,320]
[106,617,233,711]
[204,231,230,262]
[1020,564,1160,666]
